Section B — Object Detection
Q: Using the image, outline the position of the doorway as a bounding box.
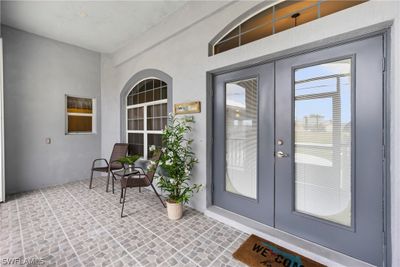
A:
[212,35,385,266]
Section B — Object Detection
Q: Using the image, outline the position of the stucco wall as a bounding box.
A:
[3,25,101,194]
[100,1,400,265]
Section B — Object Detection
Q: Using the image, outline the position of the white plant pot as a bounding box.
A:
[166,200,183,220]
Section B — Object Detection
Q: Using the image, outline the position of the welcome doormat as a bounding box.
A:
[233,234,326,267]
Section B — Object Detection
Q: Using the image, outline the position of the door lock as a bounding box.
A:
[276,151,289,158]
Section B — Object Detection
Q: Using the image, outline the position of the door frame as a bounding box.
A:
[0,38,5,203]
[206,27,391,266]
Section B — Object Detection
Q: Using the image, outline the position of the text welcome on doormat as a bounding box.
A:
[233,234,326,267]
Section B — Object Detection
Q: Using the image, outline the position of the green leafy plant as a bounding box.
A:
[150,113,202,204]
[117,155,140,166]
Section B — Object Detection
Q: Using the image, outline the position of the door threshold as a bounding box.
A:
[205,206,375,267]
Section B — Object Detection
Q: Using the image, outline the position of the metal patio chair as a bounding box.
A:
[120,151,166,217]
[89,143,129,193]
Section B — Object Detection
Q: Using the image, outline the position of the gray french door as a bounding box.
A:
[275,35,384,266]
[213,35,384,266]
[213,63,275,226]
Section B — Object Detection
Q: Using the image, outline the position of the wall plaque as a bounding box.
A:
[174,101,201,114]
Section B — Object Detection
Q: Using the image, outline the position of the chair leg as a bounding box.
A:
[112,174,115,194]
[111,172,118,194]
[151,184,166,208]
[89,170,94,189]
[139,187,141,193]
[106,171,111,192]
[121,187,127,218]
[120,186,123,204]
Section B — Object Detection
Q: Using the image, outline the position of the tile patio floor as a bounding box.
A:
[0,176,249,266]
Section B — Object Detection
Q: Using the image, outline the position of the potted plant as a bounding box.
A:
[117,155,141,168]
[150,113,202,220]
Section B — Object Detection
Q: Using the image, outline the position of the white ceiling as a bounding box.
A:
[1,1,189,53]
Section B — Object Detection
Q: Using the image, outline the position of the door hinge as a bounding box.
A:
[382,57,386,72]
[211,183,214,193]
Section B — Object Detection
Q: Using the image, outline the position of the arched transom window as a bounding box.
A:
[213,0,367,55]
[126,78,168,158]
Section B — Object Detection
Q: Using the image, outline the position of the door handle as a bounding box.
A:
[276,151,289,158]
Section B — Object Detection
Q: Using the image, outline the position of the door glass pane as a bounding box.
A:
[225,78,258,199]
[294,59,352,226]
[295,77,338,97]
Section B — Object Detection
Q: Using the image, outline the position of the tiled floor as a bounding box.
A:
[0,177,249,266]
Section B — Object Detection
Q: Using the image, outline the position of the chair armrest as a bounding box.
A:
[92,158,109,169]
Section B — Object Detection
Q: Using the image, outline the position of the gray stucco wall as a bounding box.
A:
[100,1,400,265]
[2,25,101,194]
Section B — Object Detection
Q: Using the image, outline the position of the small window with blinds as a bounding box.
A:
[212,0,367,55]
[66,95,96,134]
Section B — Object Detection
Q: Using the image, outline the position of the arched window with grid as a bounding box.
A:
[126,78,168,158]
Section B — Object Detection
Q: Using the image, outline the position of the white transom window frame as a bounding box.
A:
[125,95,167,160]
